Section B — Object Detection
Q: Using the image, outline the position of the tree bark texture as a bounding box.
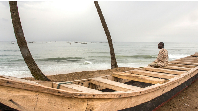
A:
[9,1,50,81]
[94,1,118,69]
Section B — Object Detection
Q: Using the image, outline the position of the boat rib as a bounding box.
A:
[129,69,177,79]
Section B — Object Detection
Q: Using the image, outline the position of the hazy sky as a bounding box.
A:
[0,1,198,42]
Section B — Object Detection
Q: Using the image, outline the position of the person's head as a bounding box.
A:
[158,42,164,49]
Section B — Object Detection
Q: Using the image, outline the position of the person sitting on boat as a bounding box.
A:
[149,42,168,68]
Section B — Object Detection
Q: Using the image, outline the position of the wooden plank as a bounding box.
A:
[143,67,187,75]
[167,63,197,68]
[193,63,198,66]
[0,77,77,98]
[170,58,198,64]
[163,66,191,71]
[57,83,103,93]
[52,82,82,92]
[180,58,198,61]
[179,60,198,63]
[36,81,53,88]
[171,59,198,65]
[90,77,141,91]
[113,72,166,84]
[128,69,177,79]
[169,60,182,64]
[181,62,197,65]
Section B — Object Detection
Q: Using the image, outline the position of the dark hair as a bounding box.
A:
[158,42,164,49]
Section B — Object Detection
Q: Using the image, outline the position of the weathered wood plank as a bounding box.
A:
[36,81,53,88]
[163,66,191,71]
[90,77,141,91]
[181,62,196,65]
[51,82,82,92]
[113,72,166,84]
[143,67,187,75]
[167,63,197,68]
[0,77,75,98]
[170,60,198,65]
[179,60,198,63]
[54,83,103,93]
[169,57,198,64]
[128,69,177,79]
[169,61,182,64]
[193,63,198,66]
[180,58,198,60]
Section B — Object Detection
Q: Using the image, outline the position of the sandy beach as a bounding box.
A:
[156,79,198,111]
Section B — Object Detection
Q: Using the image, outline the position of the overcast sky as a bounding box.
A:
[0,1,198,42]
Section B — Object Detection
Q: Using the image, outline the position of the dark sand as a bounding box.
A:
[156,79,198,111]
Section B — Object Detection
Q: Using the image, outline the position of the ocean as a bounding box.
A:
[0,41,198,78]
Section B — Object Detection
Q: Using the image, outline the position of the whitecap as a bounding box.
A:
[83,61,92,65]
[168,54,189,60]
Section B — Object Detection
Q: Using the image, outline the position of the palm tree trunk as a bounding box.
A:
[9,1,50,81]
[94,1,118,69]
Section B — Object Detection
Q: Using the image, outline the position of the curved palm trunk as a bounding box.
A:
[94,1,118,69]
[9,1,50,81]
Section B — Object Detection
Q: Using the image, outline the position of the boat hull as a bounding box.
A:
[0,68,197,111]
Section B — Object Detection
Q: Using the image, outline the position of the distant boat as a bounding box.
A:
[11,42,14,44]
[81,42,87,44]
[99,42,107,43]
[28,41,34,43]
[75,42,78,43]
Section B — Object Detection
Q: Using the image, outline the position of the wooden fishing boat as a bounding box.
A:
[0,52,198,111]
